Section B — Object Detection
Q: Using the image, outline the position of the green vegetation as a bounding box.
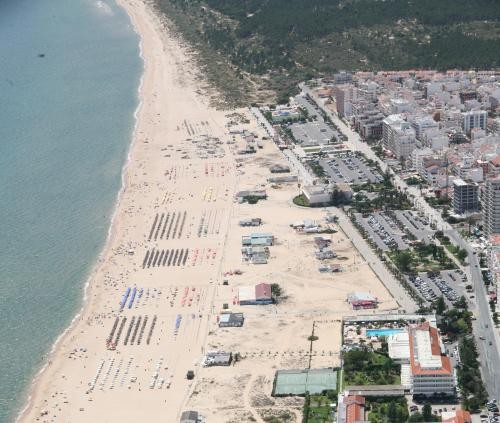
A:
[153,0,500,103]
[405,176,424,186]
[434,300,487,411]
[343,349,400,386]
[425,196,452,208]
[261,410,295,423]
[457,336,488,411]
[438,300,472,341]
[307,160,326,177]
[293,194,310,207]
[271,283,285,303]
[351,189,412,214]
[388,243,456,273]
[302,392,336,423]
[367,397,409,423]
[408,403,441,422]
[435,233,468,264]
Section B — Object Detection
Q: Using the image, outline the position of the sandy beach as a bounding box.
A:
[18,1,398,422]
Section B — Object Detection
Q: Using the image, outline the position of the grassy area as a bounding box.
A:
[343,349,400,386]
[293,194,310,207]
[388,243,456,274]
[307,160,326,177]
[367,397,409,423]
[351,188,413,214]
[303,393,336,423]
[435,233,468,264]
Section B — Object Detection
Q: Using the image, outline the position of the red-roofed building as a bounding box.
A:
[255,283,272,302]
[489,155,500,176]
[442,409,472,423]
[408,322,456,397]
[238,283,273,305]
[338,393,366,423]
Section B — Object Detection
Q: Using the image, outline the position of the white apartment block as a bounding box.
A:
[382,114,417,159]
[411,115,439,141]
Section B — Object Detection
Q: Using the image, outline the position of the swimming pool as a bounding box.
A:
[366,328,404,337]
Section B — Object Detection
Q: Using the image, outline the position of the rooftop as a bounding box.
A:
[409,322,452,376]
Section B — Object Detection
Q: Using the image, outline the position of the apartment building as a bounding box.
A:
[411,115,439,141]
[452,178,479,215]
[334,84,357,117]
[483,177,500,236]
[462,110,487,133]
[408,322,456,397]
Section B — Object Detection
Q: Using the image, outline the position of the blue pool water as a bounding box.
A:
[366,328,404,337]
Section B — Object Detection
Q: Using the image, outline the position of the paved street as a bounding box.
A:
[301,83,500,400]
[333,209,417,312]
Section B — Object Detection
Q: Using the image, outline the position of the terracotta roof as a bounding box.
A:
[443,410,472,423]
[345,395,365,423]
[409,323,452,376]
[490,155,500,166]
[255,283,272,300]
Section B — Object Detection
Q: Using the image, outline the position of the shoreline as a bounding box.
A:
[16,0,400,420]
[15,1,146,421]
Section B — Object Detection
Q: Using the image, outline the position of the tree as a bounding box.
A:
[434,296,447,315]
[489,299,496,313]
[387,401,398,423]
[394,250,413,272]
[457,248,468,263]
[454,295,467,309]
[422,403,433,421]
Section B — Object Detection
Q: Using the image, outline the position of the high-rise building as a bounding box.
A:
[483,177,500,236]
[452,179,479,214]
[334,84,357,117]
[382,114,405,150]
[462,110,487,133]
[382,115,416,159]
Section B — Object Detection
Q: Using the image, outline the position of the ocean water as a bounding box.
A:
[0,0,142,421]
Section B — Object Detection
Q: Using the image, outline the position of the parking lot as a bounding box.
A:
[320,152,382,185]
[393,210,434,243]
[355,212,409,252]
[290,121,335,145]
[294,94,321,119]
[408,270,464,306]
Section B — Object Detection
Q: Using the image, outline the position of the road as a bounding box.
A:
[334,209,417,312]
[301,84,500,400]
[446,229,500,399]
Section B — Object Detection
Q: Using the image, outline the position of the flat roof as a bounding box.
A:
[239,286,255,302]
[345,385,406,397]
[343,314,437,327]
[387,331,411,360]
[409,323,452,376]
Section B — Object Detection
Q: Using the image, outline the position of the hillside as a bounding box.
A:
[153,0,500,105]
